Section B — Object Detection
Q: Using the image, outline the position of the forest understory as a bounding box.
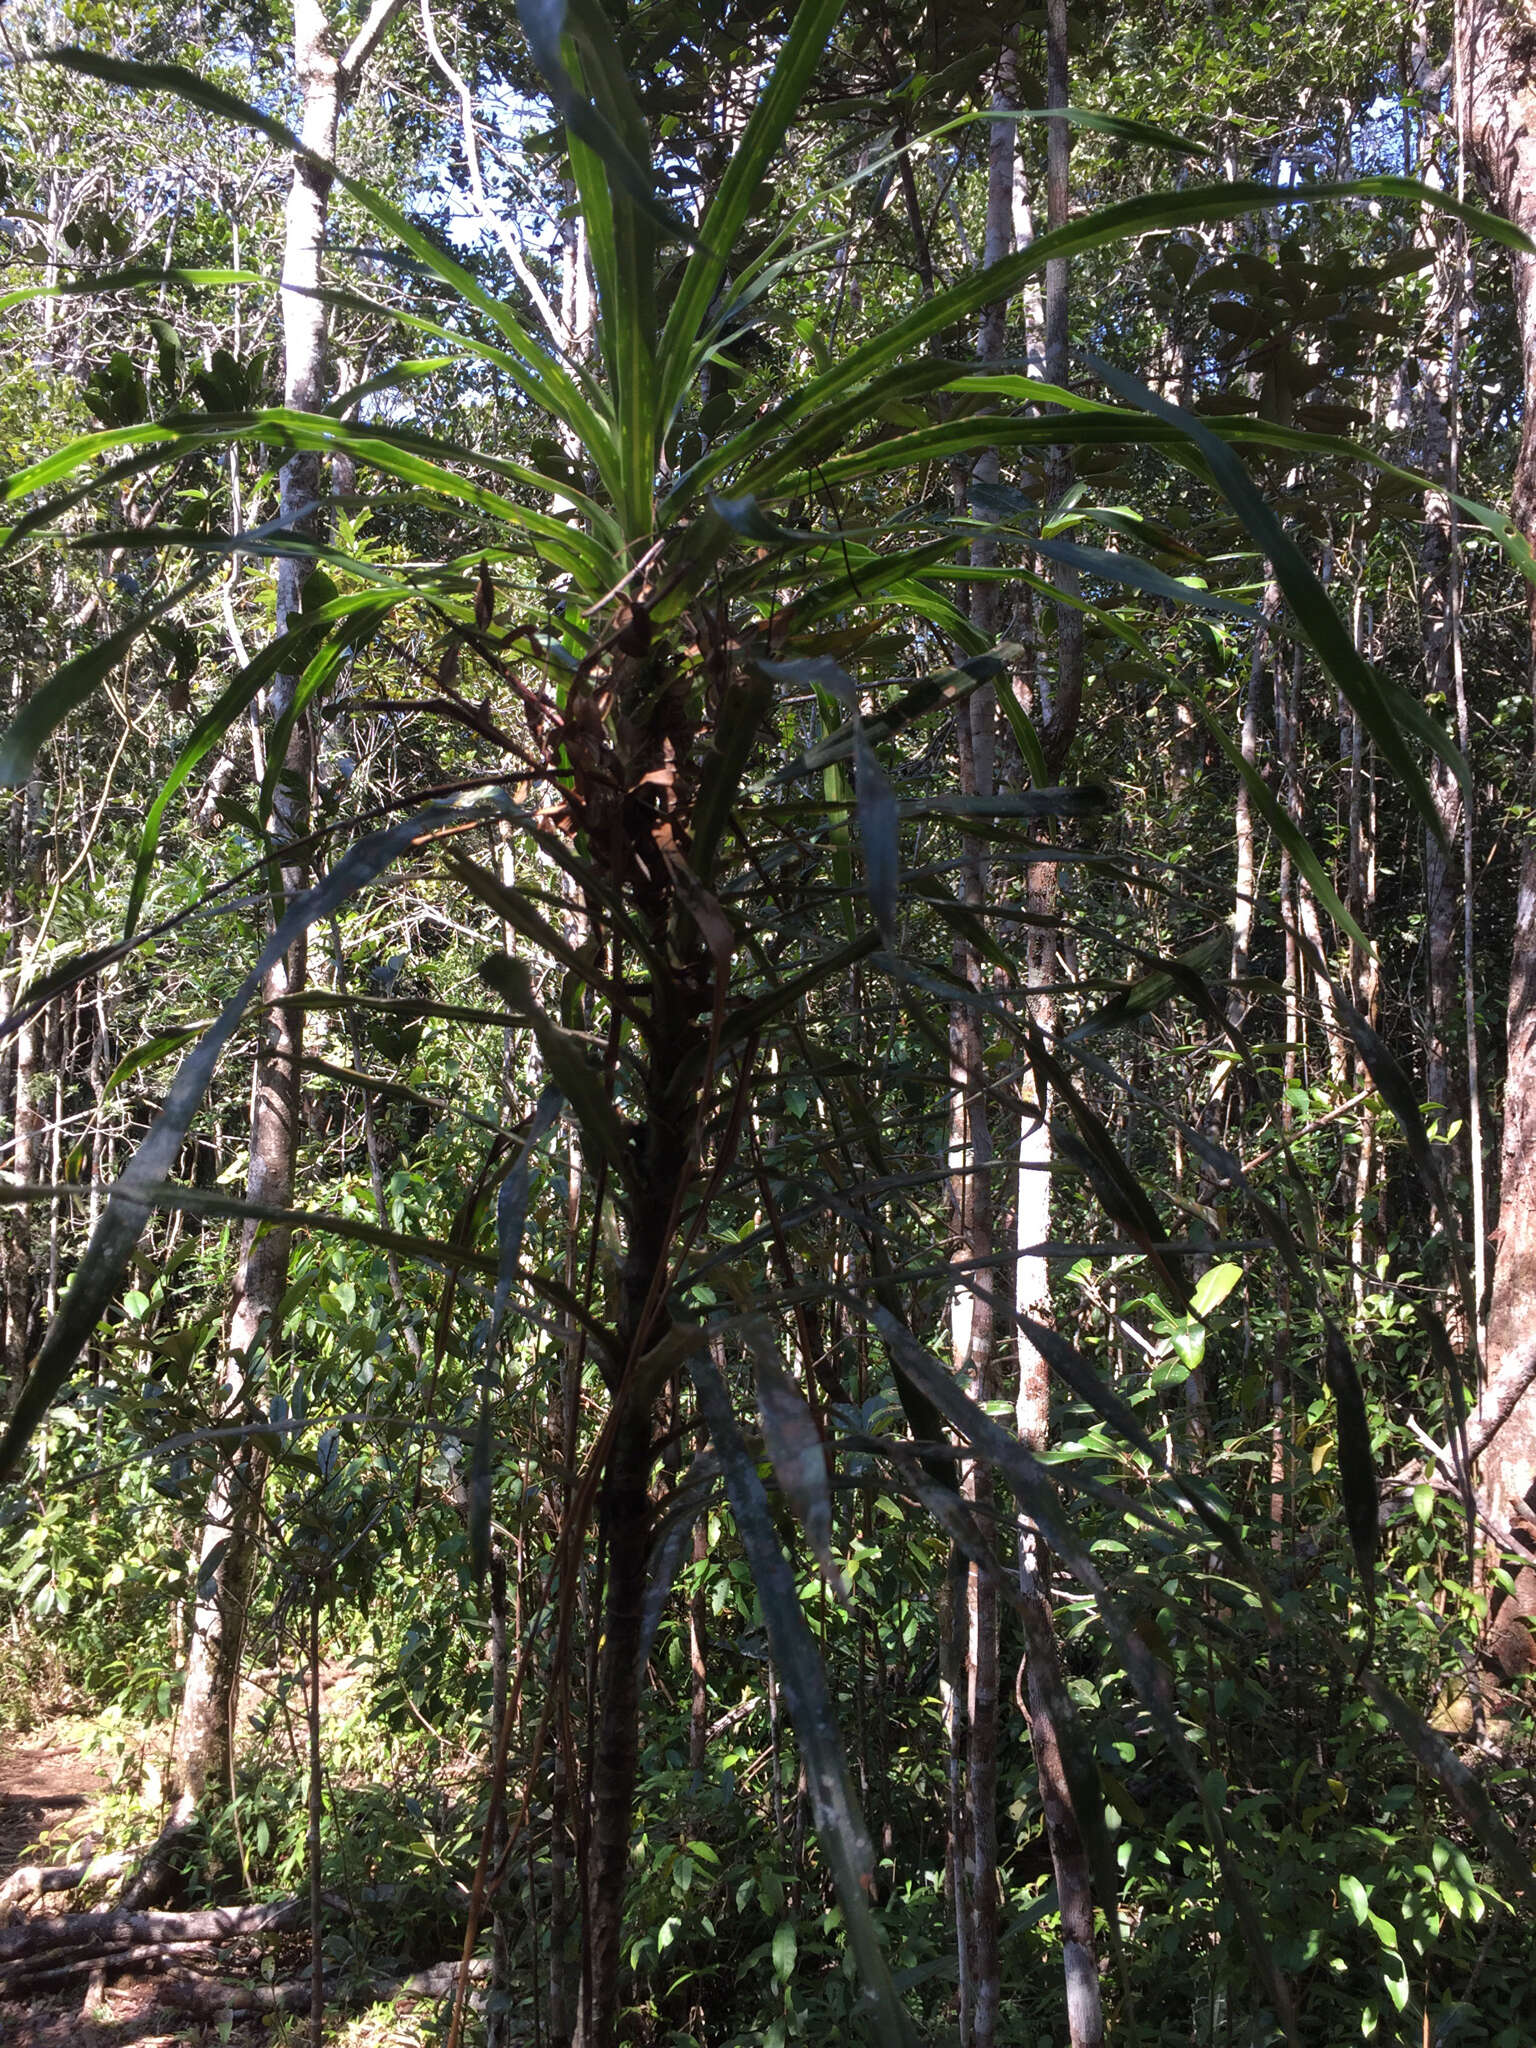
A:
[4,0,1536,2043]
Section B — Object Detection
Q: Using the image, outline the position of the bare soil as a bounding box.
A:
[0,1725,212,2046]
[0,1722,108,1883]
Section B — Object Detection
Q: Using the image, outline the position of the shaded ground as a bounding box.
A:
[0,1724,208,2048]
[0,1722,108,1885]
[0,1725,438,2046]
[0,1979,207,2048]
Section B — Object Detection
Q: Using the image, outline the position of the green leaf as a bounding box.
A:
[1195,699,1367,951]
[867,1304,1298,2039]
[699,175,1530,513]
[515,0,696,247]
[124,602,358,937]
[657,0,843,422]
[771,1920,797,1982]
[478,955,634,1189]
[745,1317,846,1598]
[99,1025,213,1105]
[1086,352,1461,842]
[0,571,211,787]
[690,1348,918,2047]
[46,48,620,487]
[0,264,263,316]
[0,792,516,1486]
[1066,929,1231,1046]
[1028,532,1257,620]
[1190,1261,1244,1319]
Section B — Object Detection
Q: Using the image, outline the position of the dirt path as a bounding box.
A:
[0,1722,108,1884]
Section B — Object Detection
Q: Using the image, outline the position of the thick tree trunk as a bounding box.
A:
[1457,0,1536,1673]
[574,1027,697,2047]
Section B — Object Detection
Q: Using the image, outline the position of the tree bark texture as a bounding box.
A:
[2,767,45,1398]
[169,0,377,1839]
[574,998,699,2047]
[1457,0,1536,1672]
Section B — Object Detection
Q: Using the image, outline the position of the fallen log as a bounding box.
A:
[1,1938,218,1994]
[0,1897,311,1966]
[150,1957,489,2018]
[0,1848,140,1916]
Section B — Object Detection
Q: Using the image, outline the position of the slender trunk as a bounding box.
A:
[1229,589,1278,1029]
[1418,219,1465,1148]
[2,767,44,1399]
[1010,11,1103,2043]
[688,1518,708,1773]
[164,0,351,1860]
[946,46,1019,2042]
[487,1543,513,2048]
[1457,0,1536,1670]
[307,1595,323,2048]
[1041,0,1083,769]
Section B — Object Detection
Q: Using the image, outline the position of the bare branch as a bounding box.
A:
[417,0,570,352]
[339,0,410,93]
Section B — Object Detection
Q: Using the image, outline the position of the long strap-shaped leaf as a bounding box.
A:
[689,1348,920,2048]
[655,0,844,428]
[519,0,669,538]
[46,47,621,490]
[0,565,214,787]
[1087,353,1462,843]
[866,1305,1299,2043]
[681,176,1531,512]
[470,1083,566,1583]
[0,794,510,1487]
[5,408,613,586]
[122,591,391,936]
[0,264,264,316]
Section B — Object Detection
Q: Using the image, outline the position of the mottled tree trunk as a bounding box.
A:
[167,2,337,1841]
[1011,8,1103,2042]
[2,764,45,1402]
[1458,0,1536,1671]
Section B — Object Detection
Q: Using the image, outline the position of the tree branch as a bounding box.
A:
[339,0,410,93]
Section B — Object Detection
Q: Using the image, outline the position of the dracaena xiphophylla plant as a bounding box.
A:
[3,1,1535,2040]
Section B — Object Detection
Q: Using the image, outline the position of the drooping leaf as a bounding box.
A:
[1193,698,1367,951]
[477,955,634,1189]
[690,1347,919,2047]
[1359,1671,1533,1899]
[1085,352,1462,842]
[636,1453,720,1677]
[469,1082,564,1586]
[98,1024,213,1105]
[0,572,211,787]
[657,0,844,419]
[1066,928,1232,1045]
[0,793,515,1485]
[46,48,620,484]
[744,1317,847,1599]
[866,1304,1298,2041]
[514,0,697,246]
